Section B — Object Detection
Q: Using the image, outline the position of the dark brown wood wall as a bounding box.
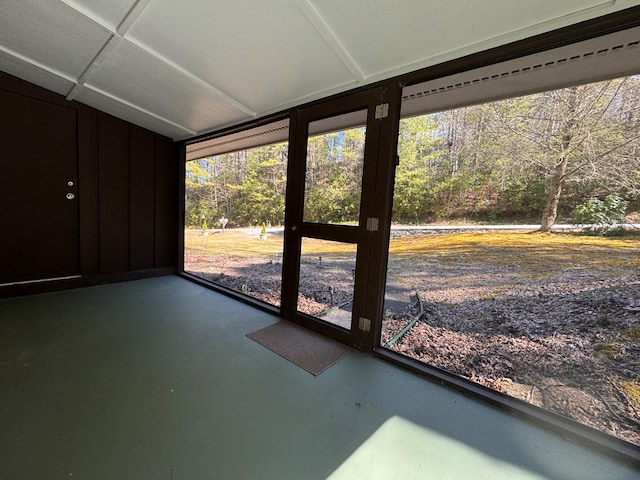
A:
[0,72,178,297]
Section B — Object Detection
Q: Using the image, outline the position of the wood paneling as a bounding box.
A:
[129,126,156,270]
[154,135,177,268]
[0,73,178,295]
[98,112,130,274]
[77,107,100,276]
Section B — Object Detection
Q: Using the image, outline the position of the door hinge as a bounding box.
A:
[358,317,371,332]
[375,103,389,120]
[366,217,379,232]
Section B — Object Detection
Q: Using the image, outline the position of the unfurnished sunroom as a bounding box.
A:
[1,1,640,478]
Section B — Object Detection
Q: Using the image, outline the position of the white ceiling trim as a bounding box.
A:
[66,36,122,101]
[57,0,118,35]
[62,0,150,101]
[0,43,76,84]
[295,0,366,82]
[59,0,256,123]
[120,1,257,118]
[56,0,153,36]
[361,0,622,86]
[116,0,155,35]
[123,36,257,117]
[82,83,196,136]
[252,78,361,122]
[187,78,367,139]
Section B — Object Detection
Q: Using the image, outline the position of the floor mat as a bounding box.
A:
[246,321,352,375]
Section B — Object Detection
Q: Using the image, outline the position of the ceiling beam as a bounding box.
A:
[295,0,366,82]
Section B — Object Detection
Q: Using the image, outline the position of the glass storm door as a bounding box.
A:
[284,89,387,346]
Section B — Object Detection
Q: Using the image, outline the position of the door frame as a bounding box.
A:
[0,89,81,285]
[281,85,401,349]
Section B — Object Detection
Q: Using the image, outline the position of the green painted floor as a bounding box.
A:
[0,276,637,479]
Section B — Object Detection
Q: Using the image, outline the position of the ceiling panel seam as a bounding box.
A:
[259,78,362,118]
[66,36,123,101]
[83,84,197,135]
[57,0,117,35]
[122,36,257,117]
[117,0,257,118]
[57,0,253,127]
[62,0,153,99]
[362,0,622,86]
[57,0,154,36]
[295,0,366,82]
[117,0,155,35]
[0,43,76,84]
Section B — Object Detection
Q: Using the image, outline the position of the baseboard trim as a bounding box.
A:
[0,268,177,299]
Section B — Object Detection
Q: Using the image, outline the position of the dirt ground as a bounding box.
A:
[382,261,640,447]
[185,233,640,447]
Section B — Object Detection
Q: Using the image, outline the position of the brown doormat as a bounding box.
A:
[246,321,352,376]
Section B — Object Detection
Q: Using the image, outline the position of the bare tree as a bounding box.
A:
[493,77,640,231]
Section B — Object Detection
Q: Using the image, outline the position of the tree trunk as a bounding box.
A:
[539,154,568,232]
[539,87,577,232]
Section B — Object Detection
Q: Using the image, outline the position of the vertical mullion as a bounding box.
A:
[281,112,303,319]
[365,81,403,350]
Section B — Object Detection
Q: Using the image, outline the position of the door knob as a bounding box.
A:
[66,193,75,200]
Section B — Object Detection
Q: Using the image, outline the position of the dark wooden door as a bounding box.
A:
[0,90,79,284]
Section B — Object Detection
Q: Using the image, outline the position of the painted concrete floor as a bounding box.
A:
[0,276,638,479]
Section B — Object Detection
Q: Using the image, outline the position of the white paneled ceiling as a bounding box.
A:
[1,0,639,140]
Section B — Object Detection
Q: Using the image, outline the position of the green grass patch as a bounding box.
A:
[185,229,640,273]
[388,231,640,273]
[185,229,284,258]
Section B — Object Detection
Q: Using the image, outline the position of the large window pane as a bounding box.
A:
[184,137,288,307]
[303,113,366,225]
[384,75,640,447]
[297,237,357,330]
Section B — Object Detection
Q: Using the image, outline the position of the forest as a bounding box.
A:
[185,76,640,229]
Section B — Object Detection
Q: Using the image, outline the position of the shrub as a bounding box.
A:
[571,193,628,236]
